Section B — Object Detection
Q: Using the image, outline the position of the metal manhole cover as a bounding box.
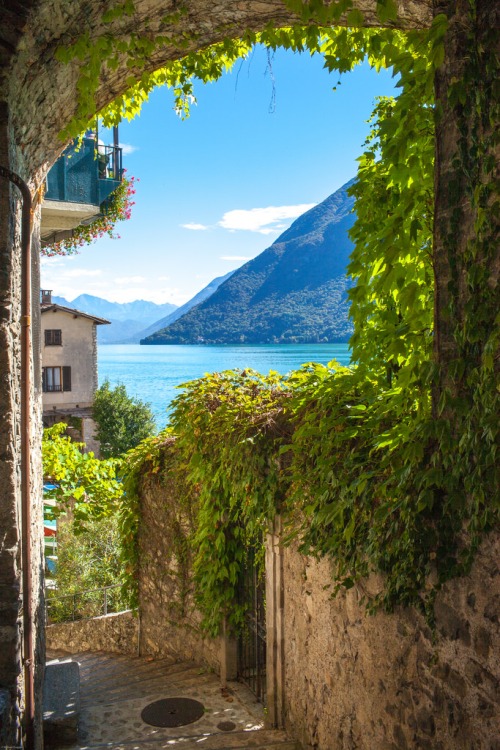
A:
[141,698,205,728]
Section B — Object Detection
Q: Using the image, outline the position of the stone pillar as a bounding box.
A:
[432,0,499,420]
[265,515,285,729]
[0,103,25,750]
[82,416,100,456]
[0,109,45,749]
[219,618,238,686]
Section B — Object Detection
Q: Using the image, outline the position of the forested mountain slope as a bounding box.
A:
[142,180,355,345]
[52,294,177,344]
[122,271,234,343]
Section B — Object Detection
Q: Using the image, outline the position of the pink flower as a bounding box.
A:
[41,175,136,258]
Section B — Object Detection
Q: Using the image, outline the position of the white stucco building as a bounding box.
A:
[40,289,109,452]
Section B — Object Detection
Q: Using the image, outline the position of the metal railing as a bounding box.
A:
[237,547,267,704]
[97,143,123,181]
[45,583,129,624]
[45,138,122,206]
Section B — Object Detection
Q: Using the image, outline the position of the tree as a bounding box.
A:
[46,514,129,622]
[42,422,129,620]
[42,422,123,526]
[93,380,156,458]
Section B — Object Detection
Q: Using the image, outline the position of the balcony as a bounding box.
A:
[41,136,123,244]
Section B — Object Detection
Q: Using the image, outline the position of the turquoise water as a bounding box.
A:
[98,343,351,428]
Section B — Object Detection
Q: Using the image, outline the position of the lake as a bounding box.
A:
[98,343,351,428]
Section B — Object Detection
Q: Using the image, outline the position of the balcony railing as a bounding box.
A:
[97,143,123,182]
[45,137,123,207]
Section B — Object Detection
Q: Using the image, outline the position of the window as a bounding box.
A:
[45,329,62,346]
[42,366,71,392]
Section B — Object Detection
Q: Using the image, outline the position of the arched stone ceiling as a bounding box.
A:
[2,0,432,182]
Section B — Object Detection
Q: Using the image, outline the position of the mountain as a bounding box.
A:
[119,271,235,344]
[52,294,178,344]
[142,180,356,346]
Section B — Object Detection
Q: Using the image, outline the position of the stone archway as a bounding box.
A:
[4,0,432,178]
[0,1,497,747]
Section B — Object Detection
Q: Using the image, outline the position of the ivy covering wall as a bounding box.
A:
[54,1,498,636]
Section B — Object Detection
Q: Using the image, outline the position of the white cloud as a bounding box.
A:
[40,267,191,306]
[114,275,146,284]
[220,255,251,261]
[119,143,138,155]
[40,256,70,266]
[158,275,171,281]
[99,286,188,305]
[181,223,209,231]
[62,269,102,279]
[218,203,316,234]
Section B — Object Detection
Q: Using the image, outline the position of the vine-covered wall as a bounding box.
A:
[1,1,498,746]
[136,446,221,671]
[133,440,499,750]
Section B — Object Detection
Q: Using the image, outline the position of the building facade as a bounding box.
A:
[41,290,109,453]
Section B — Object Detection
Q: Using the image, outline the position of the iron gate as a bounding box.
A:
[237,548,267,704]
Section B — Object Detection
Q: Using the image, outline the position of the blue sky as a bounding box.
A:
[41,46,397,305]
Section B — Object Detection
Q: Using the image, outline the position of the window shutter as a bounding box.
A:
[42,368,46,393]
[62,366,72,392]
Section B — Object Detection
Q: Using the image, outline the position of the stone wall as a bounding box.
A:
[46,611,138,656]
[0,123,45,748]
[0,0,493,746]
[136,456,499,750]
[279,532,500,750]
[137,463,221,672]
[82,416,100,457]
[0,113,24,750]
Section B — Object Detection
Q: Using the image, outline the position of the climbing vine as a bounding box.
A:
[42,423,123,528]
[50,1,498,632]
[169,369,292,633]
[116,429,169,606]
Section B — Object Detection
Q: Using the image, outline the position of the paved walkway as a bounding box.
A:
[46,650,298,750]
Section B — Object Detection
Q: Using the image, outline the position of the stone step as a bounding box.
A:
[45,652,299,750]
[43,660,80,745]
[76,727,299,750]
[80,665,214,708]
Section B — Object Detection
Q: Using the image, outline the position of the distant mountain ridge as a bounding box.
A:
[118,271,235,344]
[52,294,177,344]
[142,180,356,346]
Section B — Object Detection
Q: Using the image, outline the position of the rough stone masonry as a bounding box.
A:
[0,1,497,747]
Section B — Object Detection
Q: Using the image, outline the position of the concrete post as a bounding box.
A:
[219,618,238,686]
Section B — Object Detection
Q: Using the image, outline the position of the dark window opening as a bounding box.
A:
[45,329,62,346]
[42,366,71,393]
[62,366,72,392]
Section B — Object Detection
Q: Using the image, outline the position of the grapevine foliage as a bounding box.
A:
[52,2,499,632]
